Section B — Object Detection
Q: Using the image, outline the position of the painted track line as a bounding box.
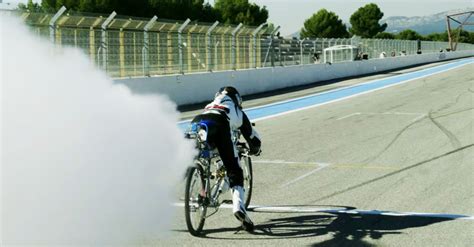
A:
[337,112,426,121]
[252,160,331,187]
[280,163,331,187]
[248,58,473,122]
[173,203,474,220]
[253,160,323,166]
[178,58,473,129]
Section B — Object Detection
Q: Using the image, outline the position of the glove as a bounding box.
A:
[250,148,262,156]
[248,137,261,156]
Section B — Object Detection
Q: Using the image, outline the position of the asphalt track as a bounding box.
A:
[162,58,474,246]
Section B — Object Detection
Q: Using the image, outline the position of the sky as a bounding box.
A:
[4,0,474,35]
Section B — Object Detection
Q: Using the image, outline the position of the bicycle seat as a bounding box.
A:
[189,121,216,150]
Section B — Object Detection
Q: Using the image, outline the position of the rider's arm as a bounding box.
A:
[240,112,261,155]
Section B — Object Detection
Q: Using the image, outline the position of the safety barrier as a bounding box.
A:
[116,50,474,106]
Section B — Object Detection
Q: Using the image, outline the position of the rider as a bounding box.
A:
[191,86,261,231]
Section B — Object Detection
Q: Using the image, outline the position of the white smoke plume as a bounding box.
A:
[1,14,194,245]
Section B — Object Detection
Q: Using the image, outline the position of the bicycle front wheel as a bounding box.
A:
[241,156,253,209]
[184,165,207,236]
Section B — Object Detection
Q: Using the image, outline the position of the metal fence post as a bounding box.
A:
[143,16,157,76]
[49,6,67,44]
[298,39,304,65]
[206,21,219,72]
[380,39,384,57]
[270,26,280,67]
[231,23,243,70]
[178,19,191,74]
[336,38,342,61]
[329,38,334,48]
[101,11,116,71]
[350,40,354,60]
[252,23,267,68]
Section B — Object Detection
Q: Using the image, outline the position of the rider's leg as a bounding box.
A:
[212,119,254,231]
[231,186,254,231]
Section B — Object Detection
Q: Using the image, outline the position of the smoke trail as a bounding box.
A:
[1,14,194,245]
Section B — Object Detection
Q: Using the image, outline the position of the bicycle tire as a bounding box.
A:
[241,156,253,209]
[184,165,207,236]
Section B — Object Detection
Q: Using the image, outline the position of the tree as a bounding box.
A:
[425,32,448,42]
[300,9,349,39]
[32,0,268,25]
[41,0,80,12]
[454,30,473,44]
[18,0,42,12]
[423,31,474,44]
[396,29,423,40]
[148,0,218,22]
[349,3,387,38]
[374,32,395,39]
[200,3,222,22]
[214,0,268,26]
[469,32,474,44]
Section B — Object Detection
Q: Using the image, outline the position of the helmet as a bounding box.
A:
[215,86,242,109]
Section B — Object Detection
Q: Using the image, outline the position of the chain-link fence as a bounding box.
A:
[16,9,474,78]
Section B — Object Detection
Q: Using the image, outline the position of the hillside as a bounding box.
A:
[382,8,474,34]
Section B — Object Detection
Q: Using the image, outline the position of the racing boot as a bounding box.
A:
[232,186,254,232]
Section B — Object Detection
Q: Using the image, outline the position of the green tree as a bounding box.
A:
[41,0,80,12]
[425,32,448,42]
[214,0,268,26]
[374,32,395,39]
[300,9,349,39]
[454,30,473,44]
[18,0,42,12]
[469,32,474,44]
[201,2,221,22]
[40,0,57,12]
[396,29,423,40]
[349,3,387,38]
[148,0,216,21]
[423,31,474,44]
[36,0,267,25]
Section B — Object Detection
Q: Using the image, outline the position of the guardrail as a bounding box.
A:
[14,8,474,78]
[117,50,474,106]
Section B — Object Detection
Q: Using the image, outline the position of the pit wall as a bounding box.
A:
[115,50,474,106]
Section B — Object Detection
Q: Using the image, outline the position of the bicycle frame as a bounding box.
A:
[185,122,251,217]
[184,121,255,235]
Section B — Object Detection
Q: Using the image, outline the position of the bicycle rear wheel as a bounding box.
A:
[241,156,253,209]
[184,165,207,236]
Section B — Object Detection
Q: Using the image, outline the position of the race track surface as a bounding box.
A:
[162,59,474,246]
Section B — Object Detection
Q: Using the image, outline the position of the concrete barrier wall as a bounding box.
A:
[116,50,474,106]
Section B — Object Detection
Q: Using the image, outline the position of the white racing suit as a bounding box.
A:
[191,93,261,229]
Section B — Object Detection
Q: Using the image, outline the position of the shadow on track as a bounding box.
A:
[190,207,452,246]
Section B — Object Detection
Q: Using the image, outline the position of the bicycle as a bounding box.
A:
[183,121,253,236]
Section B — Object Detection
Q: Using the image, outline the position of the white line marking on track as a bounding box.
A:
[252,160,331,187]
[174,202,234,210]
[337,112,426,121]
[280,163,331,188]
[383,112,424,116]
[253,160,323,166]
[250,61,473,123]
[410,113,427,123]
[173,203,474,220]
[319,209,474,221]
[337,112,362,120]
